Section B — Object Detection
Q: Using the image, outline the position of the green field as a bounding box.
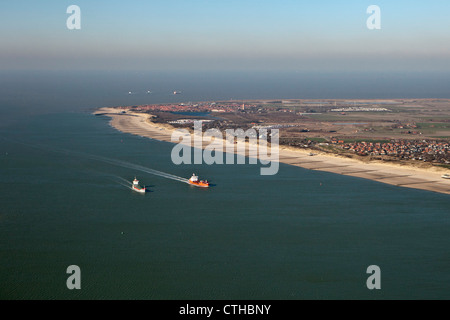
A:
[416,122,450,129]
[305,137,327,143]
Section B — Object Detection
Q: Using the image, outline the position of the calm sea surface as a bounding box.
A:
[0,71,449,299]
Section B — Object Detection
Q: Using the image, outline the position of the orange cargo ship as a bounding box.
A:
[188,173,210,188]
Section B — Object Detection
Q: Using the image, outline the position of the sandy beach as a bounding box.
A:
[95,107,450,195]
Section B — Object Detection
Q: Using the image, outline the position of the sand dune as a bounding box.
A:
[94,107,450,195]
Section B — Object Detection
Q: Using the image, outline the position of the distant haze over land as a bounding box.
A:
[1,70,449,117]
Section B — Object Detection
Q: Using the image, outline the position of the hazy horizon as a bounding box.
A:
[2,1,450,120]
[2,1,450,73]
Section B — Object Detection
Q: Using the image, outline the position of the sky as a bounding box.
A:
[1,0,450,72]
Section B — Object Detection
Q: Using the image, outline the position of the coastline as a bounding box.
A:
[94,107,450,195]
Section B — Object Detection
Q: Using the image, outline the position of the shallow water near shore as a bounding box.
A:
[1,112,449,299]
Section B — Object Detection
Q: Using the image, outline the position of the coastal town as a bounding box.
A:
[127,101,257,113]
[279,138,450,165]
[114,98,450,169]
[340,140,449,163]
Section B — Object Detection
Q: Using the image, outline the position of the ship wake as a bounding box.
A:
[6,138,190,184]
[74,152,190,184]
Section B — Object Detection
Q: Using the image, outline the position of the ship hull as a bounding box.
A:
[132,186,146,193]
[188,181,209,188]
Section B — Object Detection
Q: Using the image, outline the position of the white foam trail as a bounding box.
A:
[113,176,132,185]
[116,181,132,189]
[94,156,189,183]
[7,138,191,184]
[109,175,133,189]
